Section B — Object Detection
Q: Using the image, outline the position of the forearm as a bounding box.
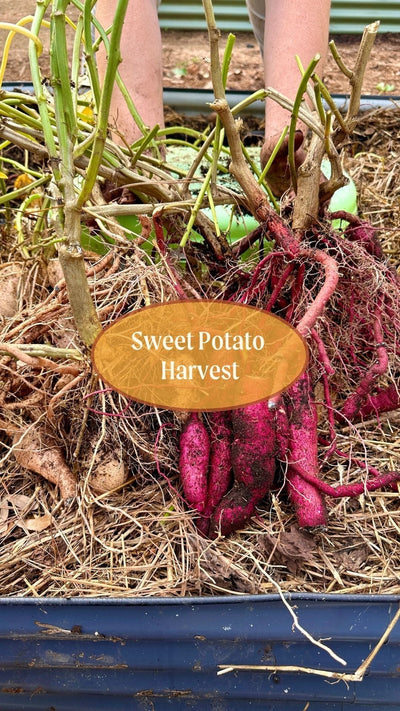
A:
[95,0,164,144]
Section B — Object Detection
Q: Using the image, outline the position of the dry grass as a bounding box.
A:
[344,105,400,260]
[0,107,399,599]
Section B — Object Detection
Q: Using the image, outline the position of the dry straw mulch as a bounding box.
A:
[0,106,399,599]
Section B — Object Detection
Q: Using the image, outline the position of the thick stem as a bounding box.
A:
[333,21,380,145]
[202,0,225,100]
[292,132,326,231]
[58,245,102,346]
[49,0,102,346]
[345,21,380,131]
[202,0,300,255]
[210,99,300,255]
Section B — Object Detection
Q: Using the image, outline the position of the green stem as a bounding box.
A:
[51,1,77,143]
[0,174,50,205]
[71,14,84,115]
[28,0,59,171]
[32,194,52,250]
[0,98,47,131]
[180,155,220,248]
[130,124,160,167]
[257,126,286,210]
[231,89,268,115]
[288,54,321,193]
[72,0,149,138]
[221,33,235,88]
[313,83,326,126]
[0,154,43,179]
[77,0,130,208]
[312,72,348,135]
[83,0,101,108]
[211,33,235,186]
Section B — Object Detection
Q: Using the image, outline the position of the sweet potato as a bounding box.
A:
[285,373,327,528]
[209,401,276,537]
[204,411,232,513]
[208,482,262,537]
[12,425,76,500]
[330,211,383,259]
[285,468,327,528]
[179,413,209,514]
[357,383,400,419]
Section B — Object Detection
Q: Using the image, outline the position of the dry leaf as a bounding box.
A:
[8,494,36,510]
[189,534,259,594]
[335,545,370,572]
[0,264,23,317]
[0,500,9,533]
[25,513,53,532]
[258,525,318,574]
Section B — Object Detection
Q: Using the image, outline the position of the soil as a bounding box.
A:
[2,1,400,96]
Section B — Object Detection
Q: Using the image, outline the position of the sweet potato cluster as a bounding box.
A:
[179,213,400,537]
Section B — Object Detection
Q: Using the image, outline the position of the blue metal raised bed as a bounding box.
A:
[0,593,399,710]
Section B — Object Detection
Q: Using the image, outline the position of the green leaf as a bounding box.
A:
[172,66,187,77]
[376,82,395,93]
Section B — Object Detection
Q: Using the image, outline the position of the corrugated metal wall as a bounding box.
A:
[159,1,400,33]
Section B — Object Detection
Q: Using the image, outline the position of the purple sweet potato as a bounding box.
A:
[208,482,261,537]
[345,221,384,259]
[285,468,327,527]
[358,383,400,419]
[285,372,327,528]
[330,211,384,258]
[204,411,233,514]
[209,400,276,537]
[273,399,290,460]
[179,413,209,514]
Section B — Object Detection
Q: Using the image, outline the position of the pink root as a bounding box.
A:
[296,249,339,337]
[339,304,389,421]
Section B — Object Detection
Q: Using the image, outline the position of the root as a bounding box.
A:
[11,424,77,500]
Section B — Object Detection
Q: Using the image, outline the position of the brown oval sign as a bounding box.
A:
[92,300,308,411]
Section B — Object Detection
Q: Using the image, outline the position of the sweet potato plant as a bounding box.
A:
[0,2,399,540]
